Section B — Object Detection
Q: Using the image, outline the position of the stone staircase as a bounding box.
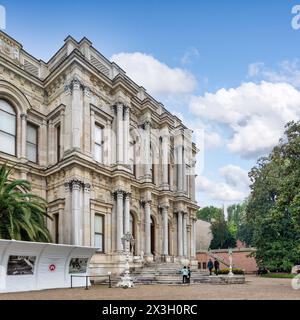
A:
[97,262,213,286]
[131,262,210,285]
[95,261,245,286]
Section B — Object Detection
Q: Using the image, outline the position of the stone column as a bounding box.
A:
[90,110,95,158]
[192,171,196,202]
[162,131,170,189]
[60,110,65,158]
[71,180,82,246]
[177,211,183,257]
[48,120,55,165]
[71,79,83,150]
[144,201,152,256]
[162,205,169,256]
[177,137,183,191]
[183,148,187,193]
[58,208,64,244]
[111,195,117,251]
[187,225,191,258]
[83,87,91,154]
[124,192,131,235]
[144,121,152,178]
[83,183,91,247]
[106,211,112,253]
[191,218,196,258]
[123,107,130,165]
[116,190,124,252]
[105,120,112,165]
[20,113,27,159]
[183,213,188,257]
[64,182,72,244]
[116,104,124,164]
[39,119,47,166]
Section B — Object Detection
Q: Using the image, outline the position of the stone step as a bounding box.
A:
[96,275,245,286]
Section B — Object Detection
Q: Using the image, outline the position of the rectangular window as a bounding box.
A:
[94,214,104,252]
[56,124,61,162]
[26,123,38,163]
[94,124,103,163]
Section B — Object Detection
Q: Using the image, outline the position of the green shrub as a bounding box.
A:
[212,268,245,275]
[261,273,295,279]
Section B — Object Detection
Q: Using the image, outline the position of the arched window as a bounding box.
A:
[0,99,16,156]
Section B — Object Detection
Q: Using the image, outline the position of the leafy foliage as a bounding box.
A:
[246,121,300,272]
[197,206,223,222]
[210,217,237,249]
[227,201,254,246]
[0,163,51,242]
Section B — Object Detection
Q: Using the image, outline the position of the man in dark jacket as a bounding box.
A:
[214,260,220,275]
[207,259,214,276]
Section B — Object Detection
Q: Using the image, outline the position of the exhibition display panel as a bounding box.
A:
[0,240,97,293]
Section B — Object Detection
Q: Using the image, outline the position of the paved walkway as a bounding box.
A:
[0,276,299,300]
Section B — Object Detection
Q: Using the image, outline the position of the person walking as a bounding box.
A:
[207,259,214,276]
[180,266,189,284]
[214,259,220,276]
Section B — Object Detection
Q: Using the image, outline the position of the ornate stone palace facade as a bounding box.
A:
[0,31,199,274]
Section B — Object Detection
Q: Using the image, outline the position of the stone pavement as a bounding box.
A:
[0,276,299,300]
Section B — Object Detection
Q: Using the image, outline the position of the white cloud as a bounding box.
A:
[196,175,247,203]
[248,59,300,88]
[181,47,200,64]
[248,62,265,77]
[204,131,223,149]
[189,81,300,158]
[219,165,250,188]
[111,52,197,96]
[196,165,250,203]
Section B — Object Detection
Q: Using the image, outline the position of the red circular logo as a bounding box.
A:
[49,264,56,272]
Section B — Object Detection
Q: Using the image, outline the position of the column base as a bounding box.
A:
[140,174,152,183]
[161,255,172,263]
[160,183,170,191]
[144,255,154,263]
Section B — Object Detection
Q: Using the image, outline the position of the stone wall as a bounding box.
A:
[197,249,257,274]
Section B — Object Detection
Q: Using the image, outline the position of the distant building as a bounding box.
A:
[195,219,212,251]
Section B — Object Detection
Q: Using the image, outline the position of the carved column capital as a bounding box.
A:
[84,86,91,97]
[64,77,85,93]
[143,120,151,131]
[71,179,82,191]
[113,189,125,199]
[124,192,132,199]
[64,181,71,191]
[84,183,91,192]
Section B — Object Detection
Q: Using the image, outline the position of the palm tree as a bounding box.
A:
[0,163,52,242]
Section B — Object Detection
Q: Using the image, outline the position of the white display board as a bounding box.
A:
[0,240,97,293]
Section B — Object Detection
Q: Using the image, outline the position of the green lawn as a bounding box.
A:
[261,273,296,279]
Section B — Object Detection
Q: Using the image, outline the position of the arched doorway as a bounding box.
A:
[150,216,155,255]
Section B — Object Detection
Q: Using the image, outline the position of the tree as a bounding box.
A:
[197,206,223,222]
[0,163,51,242]
[247,121,300,272]
[209,218,236,249]
[227,201,254,246]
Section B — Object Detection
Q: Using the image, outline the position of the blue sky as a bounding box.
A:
[2,0,300,207]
